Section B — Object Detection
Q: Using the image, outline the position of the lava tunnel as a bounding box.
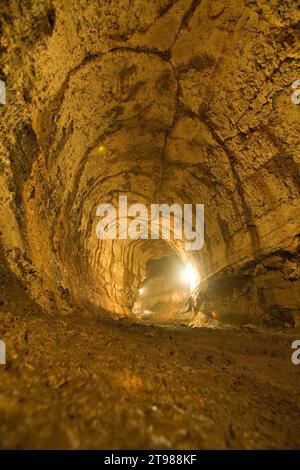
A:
[0,0,300,452]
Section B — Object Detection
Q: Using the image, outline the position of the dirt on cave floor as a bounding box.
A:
[1,298,300,450]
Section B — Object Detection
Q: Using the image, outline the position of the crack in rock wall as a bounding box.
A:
[0,0,299,325]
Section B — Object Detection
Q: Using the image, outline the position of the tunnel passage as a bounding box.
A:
[1,0,300,453]
[133,254,200,324]
[0,0,299,327]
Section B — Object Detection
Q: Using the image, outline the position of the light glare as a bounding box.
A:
[182,263,199,291]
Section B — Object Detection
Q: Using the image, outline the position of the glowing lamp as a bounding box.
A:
[181,263,199,291]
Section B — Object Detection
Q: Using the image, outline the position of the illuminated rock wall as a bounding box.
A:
[0,0,299,324]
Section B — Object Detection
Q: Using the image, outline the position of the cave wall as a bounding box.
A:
[0,0,299,324]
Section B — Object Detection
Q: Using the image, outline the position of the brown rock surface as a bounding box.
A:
[0,0,300,449]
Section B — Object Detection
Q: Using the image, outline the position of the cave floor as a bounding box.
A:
[0,310,300,450]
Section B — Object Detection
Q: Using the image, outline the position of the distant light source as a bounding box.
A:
[139,287,144,295]
[98,145,105,154]
[181,263,199,291]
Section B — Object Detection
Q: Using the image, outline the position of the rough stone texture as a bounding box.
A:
[1,0,300,451]
[0,2,300,320]
[1,304,300,449]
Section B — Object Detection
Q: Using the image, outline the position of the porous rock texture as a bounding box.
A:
[0,0,300,450]
[1,0,299,325]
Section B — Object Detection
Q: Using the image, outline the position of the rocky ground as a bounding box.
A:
[1,304,300,449]
[0,0,300,451]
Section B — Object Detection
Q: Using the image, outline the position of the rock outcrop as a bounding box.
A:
[0,0,299,325]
